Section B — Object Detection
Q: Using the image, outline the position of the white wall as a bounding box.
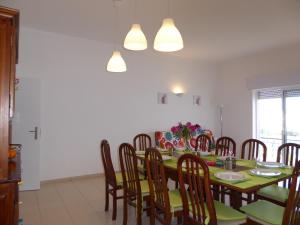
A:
[16,28,218,181]
[216,41,300,156]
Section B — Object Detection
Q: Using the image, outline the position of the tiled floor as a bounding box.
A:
[20,176,150,225]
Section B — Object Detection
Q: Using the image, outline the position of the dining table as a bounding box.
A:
[136,149,294,210]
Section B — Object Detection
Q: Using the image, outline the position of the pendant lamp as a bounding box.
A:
[107,0,127,72]
[154,18,183,52]
[124,24,147,50]
[124,0,147,51]
[107,51,127,72]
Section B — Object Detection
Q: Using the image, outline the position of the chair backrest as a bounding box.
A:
[277,143,300,166]
[195,134,211,152]
[177,154,217,225]
[100,139,117,187]
[277,143,300,188]
[282,160,300,225]
[145,148,171,222]
[241,139,267,161]
[215,136,236,156]
[119,143,141,200]
[133,133,152,151]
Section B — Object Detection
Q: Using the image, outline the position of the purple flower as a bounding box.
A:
[171,126,176,133]
[190,125,196,132]
[171,122,203,139]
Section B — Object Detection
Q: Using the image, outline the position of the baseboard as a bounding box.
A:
[40,173,105,184]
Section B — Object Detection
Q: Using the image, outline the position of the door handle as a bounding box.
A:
[28,126,38,140]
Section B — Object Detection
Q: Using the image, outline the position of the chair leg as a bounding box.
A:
[123,195,128,225]
[146,196,151,216]
[176,215,182,225]
[137,200,142,225]
[221,186,225,203]
[105,182,109,211]
[165,214,172,225]
[247,193,252,203]
[112,189,117,220]
[254,192,258,202]
[149,203,155,225]
[247,193,252,204]
[212,185,219,201]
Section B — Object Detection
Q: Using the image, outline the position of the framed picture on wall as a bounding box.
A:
[157,92,168,104]
[193,95,201,106]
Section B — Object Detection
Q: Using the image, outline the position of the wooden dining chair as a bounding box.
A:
[240,139,267,203]
[214,137,236,202]
[241,159,300,225]
[241,138,267,161]
[100,140,123,220]
[133,133,152,151]
[215,136,236,156]
[145,148,183,225]
[277,143,300,167]
[257,143,300,206]
[119,143,150,225]
[133,133,152,176]
[195,134,211,152]
[177,154,246,225]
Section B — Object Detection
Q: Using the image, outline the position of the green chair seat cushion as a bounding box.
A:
[257,185,289,203]
[137,164,145,172]
[168,189,183,213]
[140,180,150,196]
[115,172,123,186]
[115,172,145,186]
[211,200,246,224]
[137,164,146,179]
[187,199,246,224]
[240,200,284,225]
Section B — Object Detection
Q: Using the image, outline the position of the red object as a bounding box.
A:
[206,161,216,166]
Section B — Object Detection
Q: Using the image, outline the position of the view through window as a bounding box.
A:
[255,88,300,161]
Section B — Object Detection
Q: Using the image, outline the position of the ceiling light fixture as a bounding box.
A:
[124,24,147,50]
[107,51,127,72]
[124,0,147,50]
[107,0,127,72]
[154,0,183,52]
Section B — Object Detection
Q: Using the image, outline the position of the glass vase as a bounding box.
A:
[185,138,192,151]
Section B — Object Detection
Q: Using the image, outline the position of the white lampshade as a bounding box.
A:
[154,18,183,52]
[107,51,127,72]
[124,24,147,51]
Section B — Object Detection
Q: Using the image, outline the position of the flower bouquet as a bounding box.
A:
[171,122,202,150]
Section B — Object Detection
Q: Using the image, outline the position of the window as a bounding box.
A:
[255,88,300,161]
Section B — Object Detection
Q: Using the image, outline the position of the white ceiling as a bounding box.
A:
[1,0,300,61]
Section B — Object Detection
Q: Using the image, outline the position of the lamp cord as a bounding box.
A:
[167,0,171,17]
[133,0,137,22]
[113,1,119,49]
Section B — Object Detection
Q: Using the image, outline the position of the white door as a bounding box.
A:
[12,78,41,190]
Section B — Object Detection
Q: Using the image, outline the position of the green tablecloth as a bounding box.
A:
[161,154,293,191]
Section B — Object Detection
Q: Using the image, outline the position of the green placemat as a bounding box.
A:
[236,159,256,168]
[163,157,293,190]
[164,157,179,169]
[210,169,293,190]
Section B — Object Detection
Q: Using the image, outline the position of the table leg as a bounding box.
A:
[212,185,220,201]
[230,190,242,209]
